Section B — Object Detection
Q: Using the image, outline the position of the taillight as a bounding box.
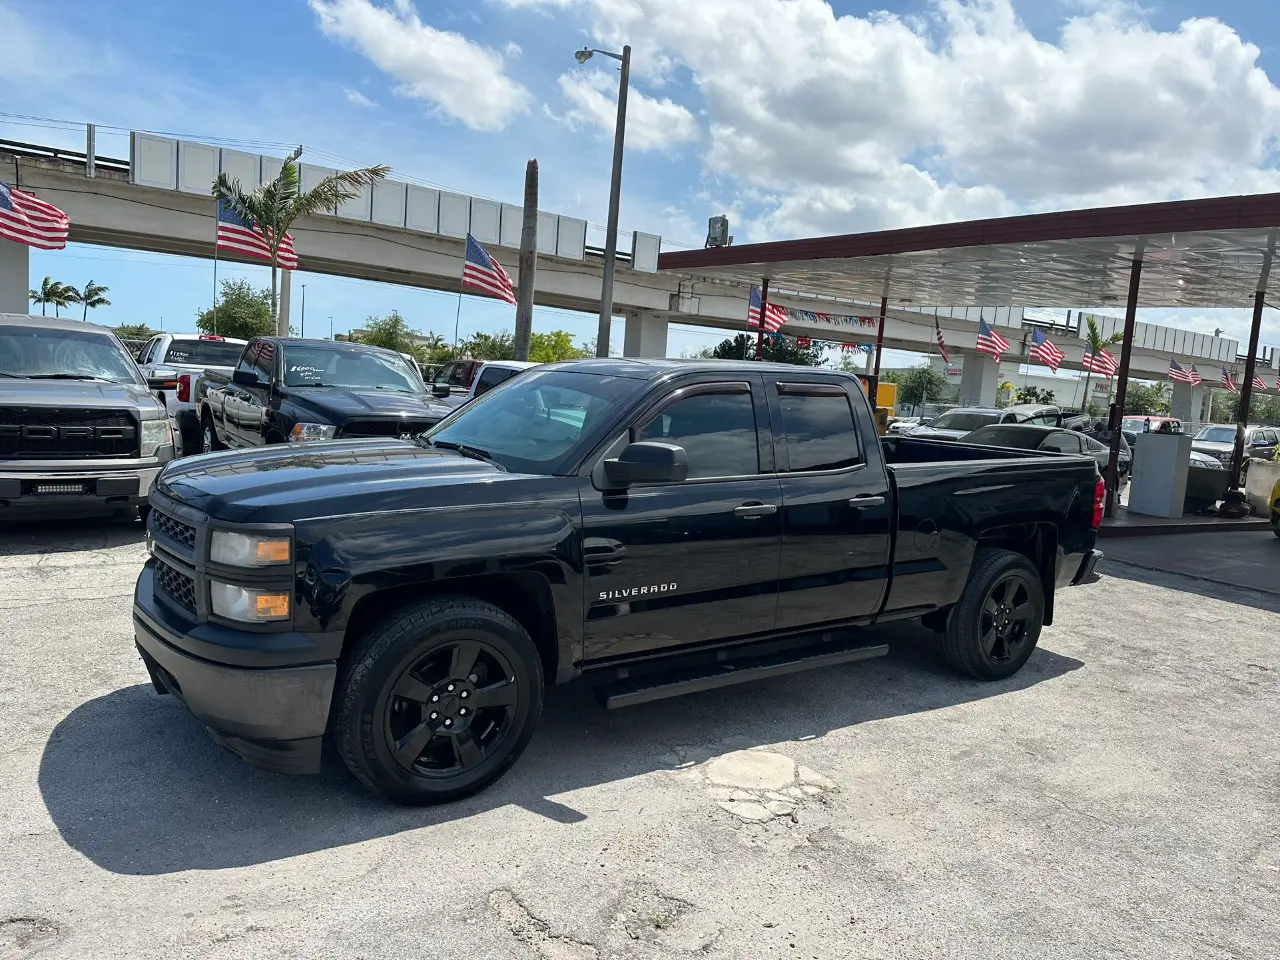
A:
[177,374,191,403]
[1092,476,1105,530]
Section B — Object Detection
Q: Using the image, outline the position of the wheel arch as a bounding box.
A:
[976,522,1058,625]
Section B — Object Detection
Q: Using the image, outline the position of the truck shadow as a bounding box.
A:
[0,515,145,557]
[38,622,1082,875]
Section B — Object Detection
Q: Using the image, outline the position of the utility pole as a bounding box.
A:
[300,284,307,339]
[514,160,538,361]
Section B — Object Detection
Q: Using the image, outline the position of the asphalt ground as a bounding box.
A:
[2,518,1276,959]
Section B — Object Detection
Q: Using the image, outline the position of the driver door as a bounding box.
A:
[578,378,783,662]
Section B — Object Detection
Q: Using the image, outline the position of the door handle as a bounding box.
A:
[848,495,886,509]
[734,502,778,518]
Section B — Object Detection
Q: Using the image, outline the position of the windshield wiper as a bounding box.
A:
[27,373,114,381]
[430,440,505,470]
[0,372,31,379]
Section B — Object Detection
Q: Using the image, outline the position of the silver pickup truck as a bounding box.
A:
[0,313,175,520]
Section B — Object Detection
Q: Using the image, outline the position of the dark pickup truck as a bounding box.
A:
[195,336,453,454]
[134,359,1104,804]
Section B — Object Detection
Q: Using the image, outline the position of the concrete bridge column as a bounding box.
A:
[958,352,1000,407]
[0,238,29,315]
[623,310,668,358]
[1169,382,1204,423]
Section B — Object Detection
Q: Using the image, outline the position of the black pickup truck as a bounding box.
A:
[195,337,453,454]
[134,359,1104,804]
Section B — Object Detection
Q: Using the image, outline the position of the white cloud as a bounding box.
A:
[344,86,376,107]
[556,71,701,151]
[310,0,532,132]
[504,0,1280,239]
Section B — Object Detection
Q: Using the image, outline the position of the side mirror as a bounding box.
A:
[603,442,688,488]
[231,369,260,386]
[432,383,451,399]
[147,365,179,389]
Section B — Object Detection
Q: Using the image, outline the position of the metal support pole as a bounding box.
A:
[1105,249,1144,518]
[300,284,306,339]
[754,279,769,360]
[869,294,888,399]
[595,45,631,358]
[514,159,538,361]
[85,124,96,179]
[1232,290,1268,487]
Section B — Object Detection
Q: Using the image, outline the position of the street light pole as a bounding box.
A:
[300,284,307,339]
[575,44,631,358]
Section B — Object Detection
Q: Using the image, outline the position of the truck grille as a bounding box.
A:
[154,557,197,613]
[152,509,197,550]
[0,408,139,459]
[340,419,436,438]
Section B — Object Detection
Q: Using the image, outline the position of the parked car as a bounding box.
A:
[1003,403,1062,425]
[1122,416,1184,438]
[431,359,538,407]
[961,423,1131,486]
[196,338,454,453]
[0,314,174,519]
[907,406,1021,440]
[886,416,921,434]
[135,358,1104,804]
[1191,424,1279,465]
[134,333,248,456]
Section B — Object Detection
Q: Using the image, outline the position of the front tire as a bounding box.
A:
[942,548,1044,680]
[333,597,544,805]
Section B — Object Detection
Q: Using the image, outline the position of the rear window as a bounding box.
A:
[778,392,861,472]
[930,412,999,432]
[162,338,245,366]
[963,426,1048,450]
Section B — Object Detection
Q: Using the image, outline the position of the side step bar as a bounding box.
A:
[594,635,888,710]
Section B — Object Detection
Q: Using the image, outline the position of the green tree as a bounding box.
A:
[1081,316,1124,413]
[115,323,155,340]
[1121,381,1169,416]
[528,330,592,363]
[212,147,389,334]
[195,279,275,341]
[711,333,824,366]
[357,311,419,353]
[893,363,949,411]
[464,330,516,360]
[71,280,111,321]
[1014,385,1057,405]
[29,276,73,317]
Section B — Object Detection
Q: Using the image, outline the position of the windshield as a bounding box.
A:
[929,411,999,431]
[1194,426,1236,443]
[423,368,643,474]
[163,338,245,366]
[962,426,1047,449]
[0,325,143,384]
[281,342,423,392]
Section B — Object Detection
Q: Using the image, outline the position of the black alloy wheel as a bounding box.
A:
[941,548,1044,680]
[978,572,1036,664]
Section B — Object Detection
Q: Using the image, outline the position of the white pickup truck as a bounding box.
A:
[135,334,247,456]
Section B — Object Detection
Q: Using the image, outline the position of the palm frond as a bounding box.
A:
[291,166,391,220]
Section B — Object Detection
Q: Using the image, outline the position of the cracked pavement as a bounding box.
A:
[2,520,1278,959]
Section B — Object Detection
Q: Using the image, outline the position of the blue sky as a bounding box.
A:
[5,0,1280,364]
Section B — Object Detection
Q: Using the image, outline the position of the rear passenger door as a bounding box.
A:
[770,378,893,631]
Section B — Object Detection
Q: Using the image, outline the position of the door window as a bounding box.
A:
[138,337,159,364]
[235,343,262,379]
[635,388,759,480]
[252,341,276,381]
[1041,432,1082,453]
[475,365,517,396]
[1261,430,1277,445]
[776,390,862,472]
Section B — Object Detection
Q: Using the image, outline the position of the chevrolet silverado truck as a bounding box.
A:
[1,313,174,519]
[134,359,1104,804]
[195,336,453,453]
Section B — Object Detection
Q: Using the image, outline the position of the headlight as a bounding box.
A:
[140,418,173,457]
[289,422,337,442]
[210,530,292,567]
[209,582,291,623]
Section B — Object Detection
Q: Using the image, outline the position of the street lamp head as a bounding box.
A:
[575,47,594,64]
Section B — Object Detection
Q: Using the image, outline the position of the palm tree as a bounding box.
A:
[72,280,111,321]
[1080,316,1125,414]
[212,147,389,335]
[29,277,73,317]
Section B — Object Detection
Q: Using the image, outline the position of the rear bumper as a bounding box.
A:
[1071,548,1104,586]
[0,463,162,517]
[133,589,336,776]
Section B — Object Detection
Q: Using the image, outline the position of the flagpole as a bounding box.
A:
[453,276,464,355]
[212,204,219,336]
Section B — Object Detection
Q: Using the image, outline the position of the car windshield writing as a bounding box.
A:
[282,344,422,392]
[931,412,998,431]
[1195,427,1236,443]
[0,326,142,384]
[424,369,641,475]
[163,339,245,366]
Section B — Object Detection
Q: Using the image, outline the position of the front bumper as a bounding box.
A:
[1071,548,1104,586]
[133,567,336,775]
[0,462,163,517]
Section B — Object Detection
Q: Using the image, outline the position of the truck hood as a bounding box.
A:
[286,386,452,422]
[157,439,539,522]
[0,378,163,414]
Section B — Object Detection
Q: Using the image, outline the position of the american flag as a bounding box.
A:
[1168,358,1198,384]
[217,200,297,269]
[1275,374,1280,392]
[1188,365,1204,386]
[975,318,1010,360]
[0,183,69,250]
[1221,369,1238,392]
[1253,374,1268,391]
[747,286,788,332]
[1029,328,1064,372]
[462,233,516,305]
[934,316,950,363]
[1082,347,1118,378]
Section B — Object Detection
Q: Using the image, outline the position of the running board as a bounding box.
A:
[594,635,889,710]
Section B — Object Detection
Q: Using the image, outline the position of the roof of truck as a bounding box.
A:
[545,357,861,379]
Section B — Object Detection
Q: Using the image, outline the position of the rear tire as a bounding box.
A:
[201,414,225,454]
[333,597,544,805]
[942,548,1044,680]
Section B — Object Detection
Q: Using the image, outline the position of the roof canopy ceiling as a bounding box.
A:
[658,193,1280,310]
